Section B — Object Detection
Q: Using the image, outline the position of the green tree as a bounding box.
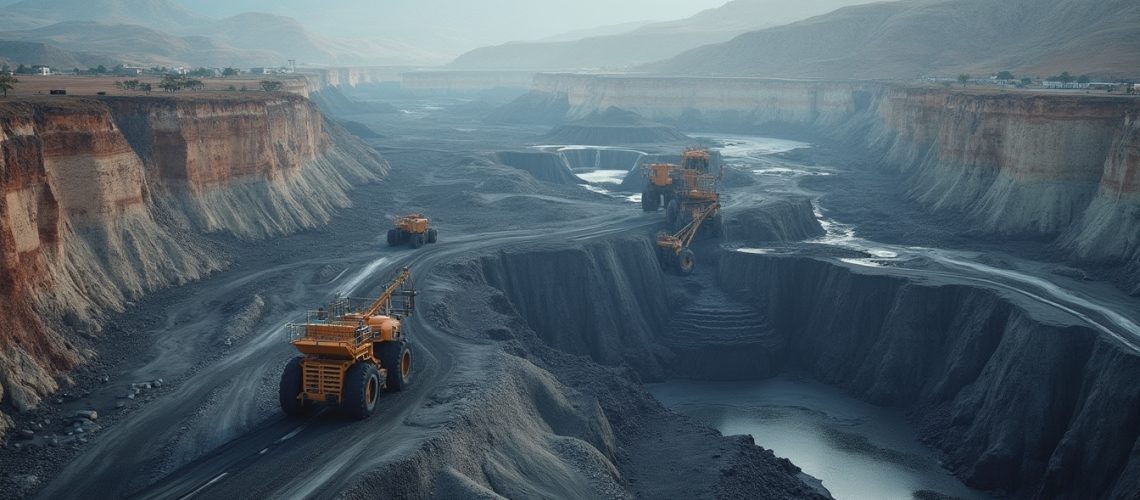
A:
[141,83,152,95]
[957,73,970,86]
[1058,71,1073,83]
[222,67,239,78]
[995,71,1015,81]
[15,64,29,75]
[1020,77,1033,85]
[0,74,18,97]
[260,80,283,92]
[159,75,185,92]
[95,65,108,74]
[1077,74,1091,84]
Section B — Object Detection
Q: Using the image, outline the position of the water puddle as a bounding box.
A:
[649,377,991,500]
[576,169,630,185]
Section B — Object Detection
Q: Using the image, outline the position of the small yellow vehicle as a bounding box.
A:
[387,213,438,249]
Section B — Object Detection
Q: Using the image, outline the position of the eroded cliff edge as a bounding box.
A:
[508,75,1140,290]
[0,94,388,433]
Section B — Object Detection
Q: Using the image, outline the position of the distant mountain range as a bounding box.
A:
[0,0,437,68]
[0,40,118,69]
[647,0,1140,79]
[448,0,878,70]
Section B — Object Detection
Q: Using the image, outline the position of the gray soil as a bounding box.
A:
[4,88,1139,500]
[0,94,826,499]
[542,107,692,146]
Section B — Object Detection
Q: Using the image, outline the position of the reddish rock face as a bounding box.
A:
[0,95,386,431]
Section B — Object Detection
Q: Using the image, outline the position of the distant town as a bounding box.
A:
[925,71,1139,94]
[1,63,295,78]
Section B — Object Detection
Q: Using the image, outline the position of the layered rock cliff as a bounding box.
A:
[0,94,387,434]
[510,74,1140,285]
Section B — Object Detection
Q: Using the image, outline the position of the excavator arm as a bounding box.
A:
[657,202,720,254]
[654,202,719,276]
[363,267,414,318]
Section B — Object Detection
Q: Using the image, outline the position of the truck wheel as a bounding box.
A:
[410,233,425,249]
[387,229,399,246]
[342,362,380,420]
[279,357,310,416]
[378,341,412,392]
[677,249,696,276]
[642,189,659,212]
[427,228,438,244]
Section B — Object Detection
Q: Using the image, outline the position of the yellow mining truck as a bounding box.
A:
[279,268,416,419]
[387,213,438,249]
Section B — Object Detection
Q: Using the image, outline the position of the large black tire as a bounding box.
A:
[387,229,399,247]
[642,188,660,212]
[279,357,310,416]
[409,233,425,249]
[377,341,412,392]
[665,199,679,226]
[342,362,380,420]
[427,228,438,244]
[677,249,696,276]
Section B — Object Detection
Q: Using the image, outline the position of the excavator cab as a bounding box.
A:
[681,148,711,172]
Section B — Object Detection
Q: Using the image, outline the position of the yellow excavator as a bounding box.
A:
[279,268,416,419]
[652,148,723,274]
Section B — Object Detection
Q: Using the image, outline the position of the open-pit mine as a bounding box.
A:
[0,65,1137,500]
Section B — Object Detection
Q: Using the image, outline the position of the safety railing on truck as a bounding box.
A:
[286,321,374,346]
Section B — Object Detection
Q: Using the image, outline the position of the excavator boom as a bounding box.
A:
[363,267,412,317]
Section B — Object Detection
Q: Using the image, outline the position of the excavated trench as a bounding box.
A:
[421,233,1140,499]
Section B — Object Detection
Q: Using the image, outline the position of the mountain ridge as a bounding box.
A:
[646,0,1140,79]
[448,0,878,71]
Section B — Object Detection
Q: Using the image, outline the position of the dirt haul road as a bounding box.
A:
[22,101,695,498]
[34,200,658,498]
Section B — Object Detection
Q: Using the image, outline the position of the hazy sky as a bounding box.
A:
[180,0,730,53]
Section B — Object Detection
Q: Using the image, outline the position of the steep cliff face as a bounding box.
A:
[477,238,674,379]
[513,75,1140,280]
[0,95,387,431]
[716,252,1140,498]
[528,74,872,130]
[868,88,1126,237]
[1060,109,1140,288]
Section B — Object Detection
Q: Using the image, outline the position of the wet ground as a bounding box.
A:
[649,376,990,500]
